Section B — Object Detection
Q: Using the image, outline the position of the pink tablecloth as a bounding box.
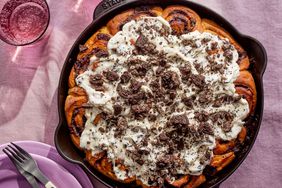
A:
[0,0,281,187]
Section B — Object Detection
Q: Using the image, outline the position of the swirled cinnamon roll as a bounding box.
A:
[107,6,163,35]
[162,5,203,35]
[69,27,112,88]
[202,19,250,70]
[64,87,88,149]
[235,70,257,114]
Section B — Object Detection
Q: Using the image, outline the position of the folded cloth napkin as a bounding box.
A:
[0,0,281,187]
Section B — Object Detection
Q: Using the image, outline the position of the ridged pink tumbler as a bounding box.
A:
[0,0,50,46]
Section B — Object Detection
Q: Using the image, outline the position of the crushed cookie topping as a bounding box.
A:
[76,17,250,186]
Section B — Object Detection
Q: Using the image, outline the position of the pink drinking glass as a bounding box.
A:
[0,0,50,46]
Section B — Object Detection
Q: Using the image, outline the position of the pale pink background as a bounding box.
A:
[0,0,281,187]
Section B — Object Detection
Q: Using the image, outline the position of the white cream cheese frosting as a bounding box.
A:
[76,17,249,186]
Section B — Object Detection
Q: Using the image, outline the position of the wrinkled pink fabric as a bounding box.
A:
[0,0,281,187]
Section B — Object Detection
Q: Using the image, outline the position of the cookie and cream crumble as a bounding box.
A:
[75,17,249,185]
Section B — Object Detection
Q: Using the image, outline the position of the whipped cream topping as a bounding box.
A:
[76,17,249,186]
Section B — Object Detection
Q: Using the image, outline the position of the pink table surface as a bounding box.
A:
[0,0,281,187]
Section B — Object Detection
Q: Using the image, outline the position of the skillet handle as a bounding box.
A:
[93,0,130,19]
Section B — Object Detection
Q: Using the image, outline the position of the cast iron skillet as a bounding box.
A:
[55,0,267,187]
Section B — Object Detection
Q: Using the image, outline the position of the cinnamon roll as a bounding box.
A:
[235,70,257,114]
[162,5,203,35]
[202,19,250,70]
[64,87,88,149]
[69,27,111,88]
[107,6,163,35]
